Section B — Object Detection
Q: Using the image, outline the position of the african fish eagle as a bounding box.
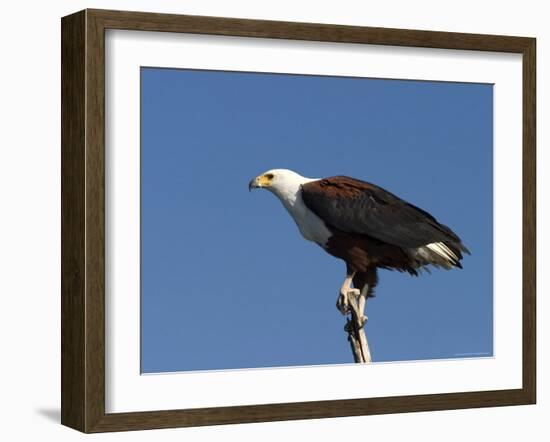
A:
[249,169,469,320]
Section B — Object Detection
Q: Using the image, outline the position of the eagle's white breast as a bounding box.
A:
[285,190,332,246]
[266,170,332,247]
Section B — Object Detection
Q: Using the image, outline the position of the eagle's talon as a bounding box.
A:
[336,296,349,315]
[337,288,361,315]
[358,315,368,328]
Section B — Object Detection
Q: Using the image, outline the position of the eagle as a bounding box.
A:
[249,169,469,322]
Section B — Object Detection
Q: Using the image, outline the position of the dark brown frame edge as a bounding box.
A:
[61,8,536,433]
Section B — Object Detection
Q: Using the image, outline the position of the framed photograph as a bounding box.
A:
[61,9,536,433]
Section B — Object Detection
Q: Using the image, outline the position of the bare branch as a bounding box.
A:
[344,290,371,363]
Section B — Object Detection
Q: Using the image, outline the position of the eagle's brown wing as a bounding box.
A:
[301,176,468,256]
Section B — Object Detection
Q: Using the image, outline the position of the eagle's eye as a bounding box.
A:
[264,173,274,180]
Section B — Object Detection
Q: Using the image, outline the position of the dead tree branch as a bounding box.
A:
[344,290,371,363]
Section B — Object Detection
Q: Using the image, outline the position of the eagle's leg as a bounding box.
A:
[352,269,377,328]
[350,285,368,329]
[348,291,366,328]
[337,271,359,316]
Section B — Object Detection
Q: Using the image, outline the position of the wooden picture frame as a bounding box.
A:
[61,8,536,433]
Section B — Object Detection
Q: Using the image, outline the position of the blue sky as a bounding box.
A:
[140,67,493,373]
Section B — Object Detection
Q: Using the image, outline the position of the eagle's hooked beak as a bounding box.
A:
[248,177,259,192]
[249,173,274,191]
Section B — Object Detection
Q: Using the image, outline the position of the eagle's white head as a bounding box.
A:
[249,168,319,209]
[249,169,314,201]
